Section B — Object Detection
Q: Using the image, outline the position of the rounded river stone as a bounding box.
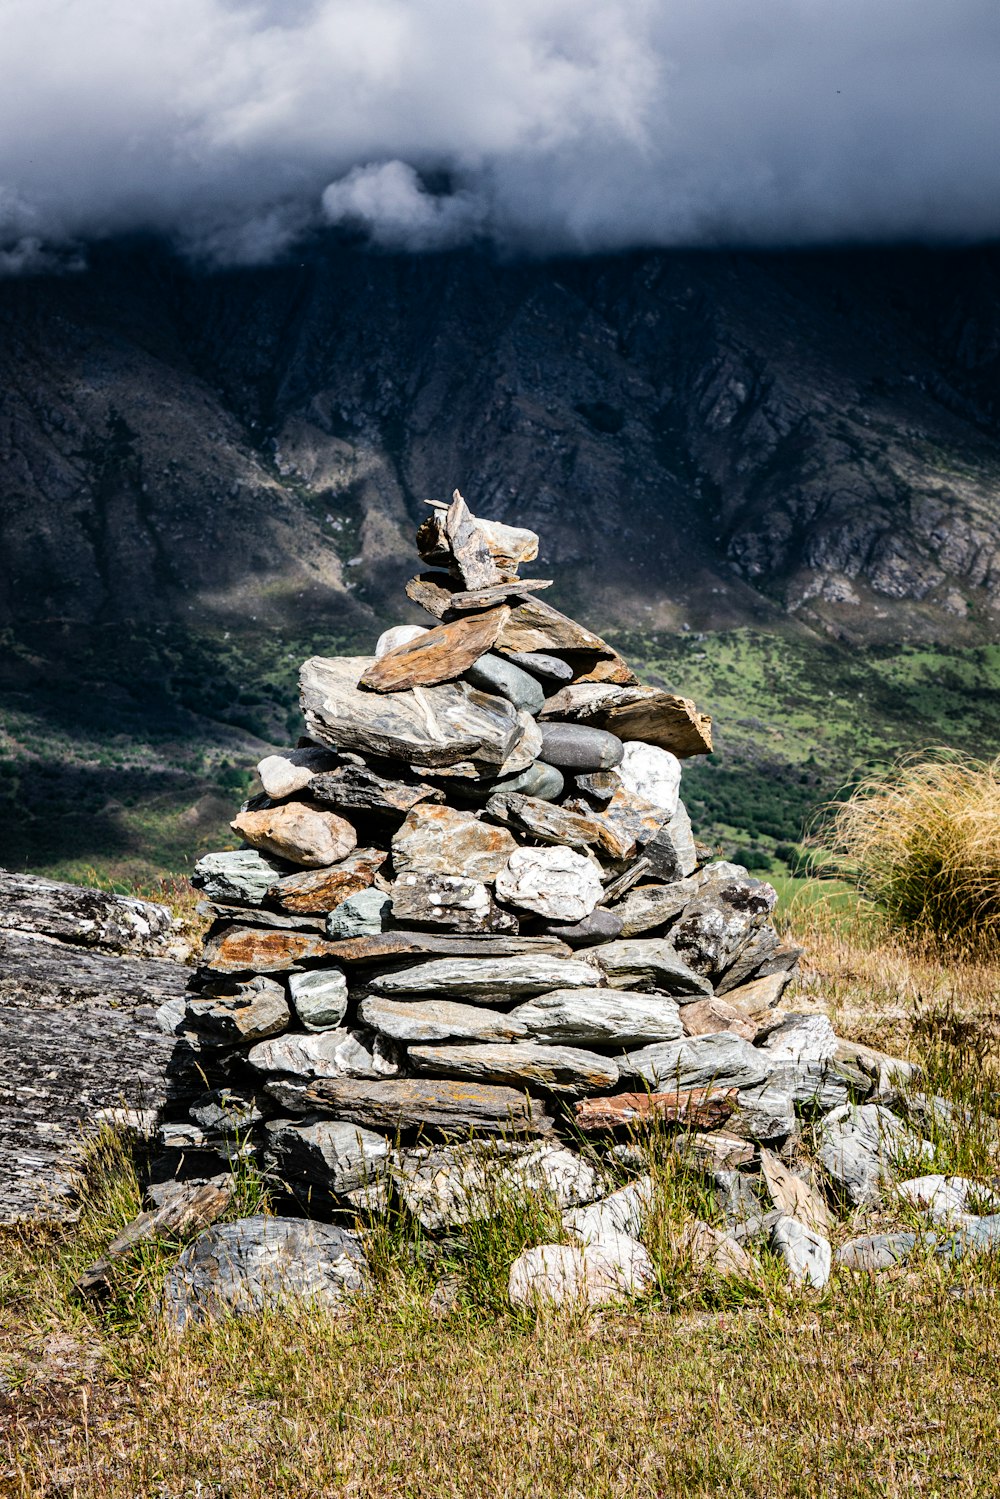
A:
[538,722,624,771]
[465,653,546,716]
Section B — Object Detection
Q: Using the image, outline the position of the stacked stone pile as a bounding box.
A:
[149,493,991,1317]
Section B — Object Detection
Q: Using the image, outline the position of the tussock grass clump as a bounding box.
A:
[820,750,1000,953]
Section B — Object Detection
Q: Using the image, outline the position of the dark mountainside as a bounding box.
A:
[2,238,999,879]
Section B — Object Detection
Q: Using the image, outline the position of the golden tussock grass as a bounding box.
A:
[817,749,1000,955]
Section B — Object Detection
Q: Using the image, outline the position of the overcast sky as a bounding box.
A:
[2,0,999,270]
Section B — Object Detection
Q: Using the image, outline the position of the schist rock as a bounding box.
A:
[586,939,712,996]
[287,969,349,1032]
[359,605,511,693]
[292,1077,555,1135]
[264,1117,393,1196]
[623,1033,771,1092]
[613,880,699,937]
[308,764,444,818]
[185,975,291,1044]
[509,988,684,1047]
[391,804,518,882]
[267,849,387,914]
[493,596,637,684]
[544,908,624,947]
[538,722,624,771]
[392,1140,601,1233]
[680,995,759,1043]
[300,656,525,771]
[192,848,292,907]
[503,650,574,683]
[404,571,552,618]
[539,682,713,757]
[248,1027,399,1082]
[494,846,605,922]
[200,926,342,974]
[407,1041,621,1096]
[573,1087,738,1133]
[389,872,514,934]
[485,791,633,859]
[367,953,601,1002]
[231,802,358,869]
[358,995,530,1044]
[326,889,391,939]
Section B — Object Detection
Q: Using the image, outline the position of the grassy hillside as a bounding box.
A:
[1,621,997,886]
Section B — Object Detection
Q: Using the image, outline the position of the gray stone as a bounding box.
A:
[757,1013,838,1064]
[389,872,499,932]
[256,747,338,800]
[192,848,289,907]
[368,953,601,1002]
[391,804,518,883]
[713,1170,766,1229]
[728,1086,798,1144]
[717,971,791,1016]
[818,1103,933,1209]
[937,1215,1000,1261]
[392,1141,602,1232]
[301,655,525,771]
[358,995,529,1044]
[896,1175,1000,1225]
[326,889,390,938]
[475,761,565,802]
[247,1027,400,1082]
[642,802,697,880]
[189,1090,264,1137]
[408,1041,620,1096]
[670,875,778,980]
[838,1232,922,1271]
[770,1214,831,1288]
[544,908,624,947]
[495,847,604,923]
[288,968,349,1032]
[185,975,291,1045]
[714,928,783,994]
[613,880,699,937]
[502,650,574,683]
[562,1176,654,1245]
[465,652,546,715]
[508,1237,654,1309]
[537,722,625,771]
[161,1217,368,1330]
[616,743,682,818]
[623,1033,769,1092]
[586,939,713,996]
[0,870,177,954]
[573,770,620,803]
[671,1131,755,1170]
[510,988,683,1047]
[834,1039,920,1100]
[264,1117,392,1195]
[740,1062,863,1114]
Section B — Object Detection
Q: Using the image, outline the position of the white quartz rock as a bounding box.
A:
[617,743,682,818]
[495,845,603,922]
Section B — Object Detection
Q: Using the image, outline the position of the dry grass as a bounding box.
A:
[817,750,1000,953]
[4,894,1000,1497]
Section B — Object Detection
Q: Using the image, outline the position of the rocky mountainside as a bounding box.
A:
[3,237,1000,647]
[2,238,999,876]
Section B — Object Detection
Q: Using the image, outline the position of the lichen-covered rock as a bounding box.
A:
[494,846,604,922]
[161,1217,368,1330]
[392,804,517,882]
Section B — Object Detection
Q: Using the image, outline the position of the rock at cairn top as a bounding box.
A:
[169,490,815,1232]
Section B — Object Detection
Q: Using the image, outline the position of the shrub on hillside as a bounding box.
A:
[821,751,1000,952]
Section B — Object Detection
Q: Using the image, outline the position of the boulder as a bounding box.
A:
[509,988,683,1047]
[161,1217,368,1330]
[508,1237,655,1310]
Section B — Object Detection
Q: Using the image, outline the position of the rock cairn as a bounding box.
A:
[155,493,942,1305]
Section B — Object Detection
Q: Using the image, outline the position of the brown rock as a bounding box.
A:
[295,1076,554,1135]
[540,682,712,757]
[74,1178,234,1295]
[392,804,518,882]
[359,606,510,693]
[232,801,357,869]
[760,1148,832,1236]
[573,1087,738,1132]
[495,597,637,684]
[680,995,759,1042]
[718,971,793,1016]
[484,791,634,860]
[678,1221,753,1277]
[267,849,387,914]
[417,492,539,585]
[405,571,552,619]
[201,926,341,974]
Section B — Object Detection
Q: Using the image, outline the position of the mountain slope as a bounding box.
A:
[1,239,999,877]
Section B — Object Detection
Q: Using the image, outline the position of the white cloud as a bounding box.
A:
[1,0,999,265]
